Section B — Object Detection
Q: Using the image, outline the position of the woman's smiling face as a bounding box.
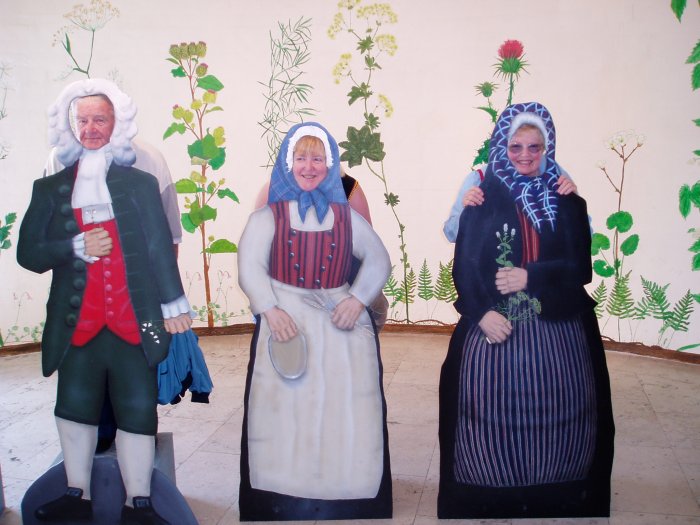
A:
[292,136,328,191]
[507,126,545,177]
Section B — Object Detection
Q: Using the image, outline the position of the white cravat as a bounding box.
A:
[72,145,113,210]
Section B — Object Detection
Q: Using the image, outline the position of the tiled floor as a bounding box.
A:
[1,332,700,525]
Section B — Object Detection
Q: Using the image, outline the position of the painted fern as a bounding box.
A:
[635,276,672,322]
[607,272,635,319]
[434,259,457,303]
[591,280,607,319]
[417,259,434,301]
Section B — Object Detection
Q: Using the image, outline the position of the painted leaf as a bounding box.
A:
[188,204,217,227]
[205,239,237,254]
[690,238,700,253]
[4,212,16,224]
[606,210,633,233]
[694,118,700,127]
[591,232,611,255]
[217,188,240,202]
[693,252,700,271]
[347,83,372,106]
[384,192,400,206]
[338,125,386,167]
[693,293,700,303]
[365,112,380,129]
[620,234,639,256]
[691,181,700,206]
[175,179,198,193]
[680,183,692,218]
[671,0,687,21]
[692,62,700,91]
[593,259,615,278]
[686,39,700,64]
[677,343,700,351]
[477,106,498,122]
[188,135,226,170]
[163,122,186,140]
[358,36,373,53]
[171,66,187,78]
[197,75,224,91]
[181,213,196,234]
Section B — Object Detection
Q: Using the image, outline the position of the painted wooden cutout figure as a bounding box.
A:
[17,78,192,525]
[237,122,392,520]
[438,102,615,519]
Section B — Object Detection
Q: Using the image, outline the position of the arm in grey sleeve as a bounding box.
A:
[160,183,183,243]
[443,170,482,243]
[237,207,278,314]
[349,210,391,306]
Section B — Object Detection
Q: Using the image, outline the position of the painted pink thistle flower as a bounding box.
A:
[495,39,528,79]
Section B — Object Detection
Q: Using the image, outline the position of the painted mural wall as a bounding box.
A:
[0,0,698,351]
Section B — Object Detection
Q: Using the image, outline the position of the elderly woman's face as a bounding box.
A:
[292,142,328,192]
[507,127,544,177]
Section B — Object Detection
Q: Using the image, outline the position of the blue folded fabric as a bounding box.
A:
[157,330,213,405]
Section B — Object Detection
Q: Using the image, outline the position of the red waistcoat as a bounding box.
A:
[269,201,352,289]
[71,210,140,346]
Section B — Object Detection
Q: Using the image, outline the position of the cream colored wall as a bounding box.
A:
[0,0,698,349]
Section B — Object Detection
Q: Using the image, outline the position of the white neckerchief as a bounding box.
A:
[72,145,113,209]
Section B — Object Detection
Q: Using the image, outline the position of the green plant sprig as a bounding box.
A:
[164,41,238,328]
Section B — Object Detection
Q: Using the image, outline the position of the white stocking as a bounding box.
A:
[116,430,155,507]
[55,416,98,499]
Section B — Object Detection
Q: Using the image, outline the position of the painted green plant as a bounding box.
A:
[1,293,44,347]
[592,131,698,349]
[259,17,315,168]
[186,269,249,327]
[51,0,119,79]
[472,40,529,167]
[329,1,415,319]
[383,259,457,325]
[591,131,643,338]
[0,211,17,346]
[670,0,700,351]
[493,223,540,322]
[164,41,239,328]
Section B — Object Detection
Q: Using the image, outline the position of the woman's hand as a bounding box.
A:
[263,306,298,342]
[463,186,485,207]
[495,266,528,294]
[556,175,577,195]
[478,310,512,344]
[331,296,365,330]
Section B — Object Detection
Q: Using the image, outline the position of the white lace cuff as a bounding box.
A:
[161,295,193,319]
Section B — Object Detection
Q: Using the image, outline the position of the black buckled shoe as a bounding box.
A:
[120,496,170,525]
[35,486,93,521]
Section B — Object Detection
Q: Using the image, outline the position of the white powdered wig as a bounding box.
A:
[507,112,549,151]
[47,78,138,168]
[285,125,334,172]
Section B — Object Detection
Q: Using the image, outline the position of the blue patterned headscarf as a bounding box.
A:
[488,102,561,232]
[268,122,347,222]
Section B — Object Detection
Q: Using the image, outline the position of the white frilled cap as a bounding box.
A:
[507,111,549,151]
[285,125,334,172]
[47,78,138,167]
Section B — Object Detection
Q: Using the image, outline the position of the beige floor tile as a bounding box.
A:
[612,445,700,516]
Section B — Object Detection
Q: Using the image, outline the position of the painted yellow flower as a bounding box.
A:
[375,34,397,56]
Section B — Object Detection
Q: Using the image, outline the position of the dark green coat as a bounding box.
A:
[17,163,184,376]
